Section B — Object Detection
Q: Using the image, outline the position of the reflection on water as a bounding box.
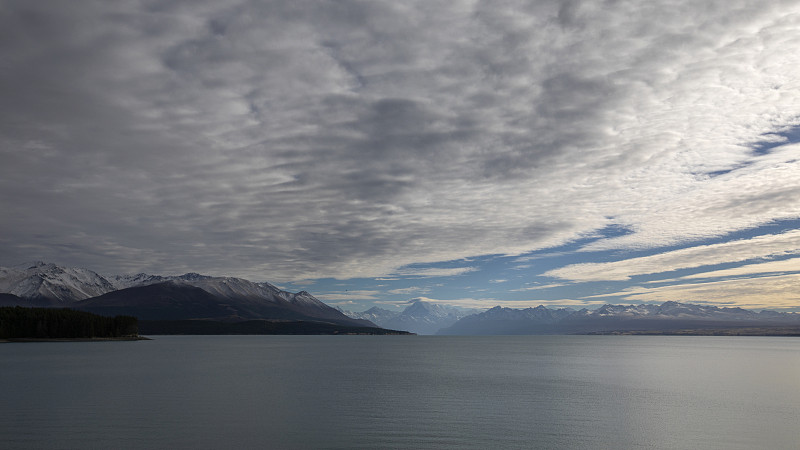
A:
[2,335,799,449]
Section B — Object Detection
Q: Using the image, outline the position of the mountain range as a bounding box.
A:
[342,299,476,335]
[3,262,799,335]
[438,301,800,335]
[0,262,374,329]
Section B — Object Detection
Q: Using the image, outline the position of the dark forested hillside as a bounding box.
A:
[0,306,138,339]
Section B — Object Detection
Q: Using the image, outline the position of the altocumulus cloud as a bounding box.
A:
[546,229,800,282]
[1,0,800,283]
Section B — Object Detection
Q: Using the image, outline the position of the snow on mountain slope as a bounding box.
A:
[289,290,335,311]
[344,306,401,324]
[110,273,167,290]
[171,275,280,302]
[0,262,345,320]
[112,272,297,304]
[588,301,760,320]
[0,261,116,303]
[471,305,575,323]
[344,299,478,335]
[439,301,800,335]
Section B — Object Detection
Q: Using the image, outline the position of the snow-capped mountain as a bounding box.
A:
[0,262,372,327]
[345,306,401,324]
[344,299,478,334]
[109,273,167,290]
[439,301,800,335]
[116,273,333,313]
[583,301,760,320]
[0,261,116,303]
[476,305,576,322]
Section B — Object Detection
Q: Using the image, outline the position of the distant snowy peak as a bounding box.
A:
[0,262,325,308]
[110,273,167,290]
[439,301,800,335]
[0,262,115,302]
[343,299,479,335]
[589,301,760,319]
[403,300,454,319]
[479,301,788,321]
[345,306,400,324]
[480,305,574,322]
[444,301,800,333]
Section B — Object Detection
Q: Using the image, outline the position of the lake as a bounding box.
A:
[1,335,799,449]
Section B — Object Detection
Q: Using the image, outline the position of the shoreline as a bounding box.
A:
[0,336,151,343]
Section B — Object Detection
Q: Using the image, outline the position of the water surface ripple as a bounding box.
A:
[2,335,798,449]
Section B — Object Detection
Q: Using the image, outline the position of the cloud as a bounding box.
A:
[681,258,800,279]
[314,290,382,301]
[391,267,477,278]
[595,274,800,310]
[387,286,430,295]
[2,0,800,284]
[579,256,800,310]
[511,283,569,292]
[545,229,800,282]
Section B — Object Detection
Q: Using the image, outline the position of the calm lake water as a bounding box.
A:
[1,335,799,449]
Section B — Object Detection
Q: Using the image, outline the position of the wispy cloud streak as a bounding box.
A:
[546,230,800,282]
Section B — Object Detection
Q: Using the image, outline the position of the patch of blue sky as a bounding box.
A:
[706,124,800,177]
[285,218,800,312]
[751,124,800,156]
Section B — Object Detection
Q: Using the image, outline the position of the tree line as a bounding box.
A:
[0,306,138,339]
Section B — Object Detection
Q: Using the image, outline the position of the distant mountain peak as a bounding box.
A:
[439,302,800,335]
[364,306,394,314]
[343,299,478,335]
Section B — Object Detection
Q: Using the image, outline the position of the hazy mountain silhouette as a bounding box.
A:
[439,301,800,335]
[344,299,475,334]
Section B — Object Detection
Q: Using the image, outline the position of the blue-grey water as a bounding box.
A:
[1,335,799,449]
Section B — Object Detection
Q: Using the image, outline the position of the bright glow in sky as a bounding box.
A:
[2,1,800,311]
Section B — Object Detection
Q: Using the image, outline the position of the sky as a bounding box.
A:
[2,0,800,312]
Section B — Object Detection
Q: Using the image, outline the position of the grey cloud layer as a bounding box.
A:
[2,0,800,280]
